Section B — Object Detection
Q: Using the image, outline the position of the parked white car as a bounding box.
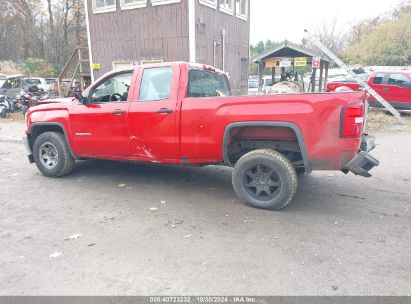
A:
[248,76,275,95]
[23,77,51,92]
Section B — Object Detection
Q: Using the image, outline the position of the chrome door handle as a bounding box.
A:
[112,109,126,115]
[156,108,173,114]
[383,88,389,93]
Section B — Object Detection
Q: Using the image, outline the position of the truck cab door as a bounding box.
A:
[368,72,389,102]
[387,73,411,103]
[70,71,134,156]
[128,65,179,161]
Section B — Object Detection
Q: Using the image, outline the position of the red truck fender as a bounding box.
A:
[27,122,78,161]
[222,121,312,174]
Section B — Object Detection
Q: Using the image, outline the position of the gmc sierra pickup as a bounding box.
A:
[24,62,379,210]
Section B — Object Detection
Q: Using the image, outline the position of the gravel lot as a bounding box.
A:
[0,117,410,296]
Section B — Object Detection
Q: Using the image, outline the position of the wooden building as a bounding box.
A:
[85,0,250,94]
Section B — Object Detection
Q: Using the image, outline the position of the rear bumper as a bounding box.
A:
[360,134,376,153]
[23,134,34,164]
[343,135,379,177]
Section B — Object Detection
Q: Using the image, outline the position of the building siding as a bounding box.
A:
[195,1,250,94]
[87,0,190,79]
[86,0,250,94]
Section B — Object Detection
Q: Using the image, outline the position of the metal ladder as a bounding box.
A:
[304,29,405,123]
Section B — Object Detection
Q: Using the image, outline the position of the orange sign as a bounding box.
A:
[265,58,277,68]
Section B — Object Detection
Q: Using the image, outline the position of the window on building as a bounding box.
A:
[373,73,385,85]
[120,0,147,10]
[235,0,248,20]
[93,0,116,13]
[199,0,217,9]
[112,60,136,70]
[90,72,133,103]
[219,0,234,14]
[188,69,230,97]
[139,67,173,101]
[151,0,181,6]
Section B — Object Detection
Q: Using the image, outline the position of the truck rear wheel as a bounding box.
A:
[33,132,75,177]
[232,149,298,211]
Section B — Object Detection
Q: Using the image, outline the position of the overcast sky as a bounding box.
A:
[250,0,404,45]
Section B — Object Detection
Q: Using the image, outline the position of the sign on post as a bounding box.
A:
[279,58,292,67]
[312,57,321,68]
[294,57,307,67]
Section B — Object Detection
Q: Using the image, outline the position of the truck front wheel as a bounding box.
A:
[33,132,75,177]
[232,149,298,211]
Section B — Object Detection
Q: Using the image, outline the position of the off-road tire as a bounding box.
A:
[33,132,75,177]
[232,149,298,211]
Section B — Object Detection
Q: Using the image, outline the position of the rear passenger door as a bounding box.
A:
[387,73,411,103]
[128,65,180,161]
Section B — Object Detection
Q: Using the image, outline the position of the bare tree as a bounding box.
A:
[0,0,87,75]
[301,17,349,58]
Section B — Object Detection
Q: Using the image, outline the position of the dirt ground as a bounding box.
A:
[0,116,410,296]
[365,110,411,133]
[0,112,25,123]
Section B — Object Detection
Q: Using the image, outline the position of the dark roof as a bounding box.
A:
[252,40,331,63]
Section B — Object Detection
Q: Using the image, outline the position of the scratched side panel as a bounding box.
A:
[180,92,366,169]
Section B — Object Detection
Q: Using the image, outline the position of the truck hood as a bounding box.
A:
[27,97,75,116]
[33,97,75,106]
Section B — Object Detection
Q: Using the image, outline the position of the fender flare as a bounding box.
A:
[29,122,78,159]
[222,121,311,173]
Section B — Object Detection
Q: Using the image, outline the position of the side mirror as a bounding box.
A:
[74,92,88,104]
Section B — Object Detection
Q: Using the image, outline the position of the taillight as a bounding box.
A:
[340,103,365,138]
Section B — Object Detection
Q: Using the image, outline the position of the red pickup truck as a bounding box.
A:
[327,71,411,110]
[23,62,379,210]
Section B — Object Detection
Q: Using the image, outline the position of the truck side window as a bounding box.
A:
[388,74,409,86]
[90,72,132,104]
[372,73,385,85]
[188,69,230,98]
[139,67,173,101]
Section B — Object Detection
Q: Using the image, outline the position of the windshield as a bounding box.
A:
[248,81,258,89]
[264,79,273,86]
[0,80,5,88]
[25,79,41,85]
[188,69,230,97]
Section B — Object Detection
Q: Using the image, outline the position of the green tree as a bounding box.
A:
[18,57,54,77]
[344,10,411,65]
[250,40,278,58]
[249,40,279,75]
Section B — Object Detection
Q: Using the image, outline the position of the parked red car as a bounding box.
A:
[23,62,379,210]
[327,71,411,109]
